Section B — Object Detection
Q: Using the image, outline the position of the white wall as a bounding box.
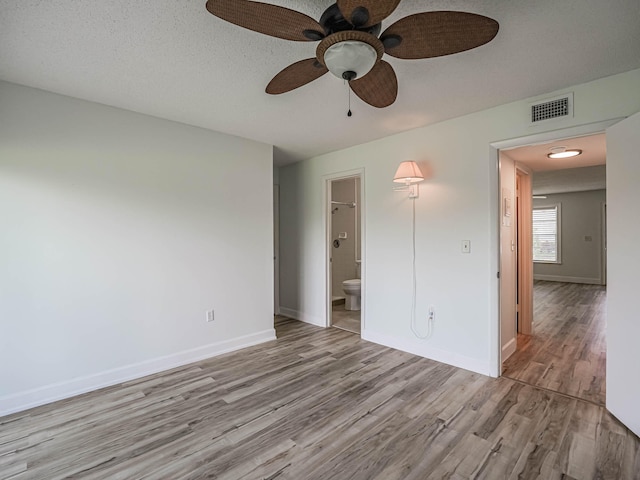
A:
[279,68,640,376]
[0,82,275,415]
[533,190,606,284]
[606,112,640,437]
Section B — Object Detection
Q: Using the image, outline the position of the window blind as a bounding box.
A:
[533,206,559,262]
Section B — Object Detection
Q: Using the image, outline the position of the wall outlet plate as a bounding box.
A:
[206,310,214,322]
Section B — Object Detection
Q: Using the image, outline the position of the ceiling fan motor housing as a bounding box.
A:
[320,3,382,37]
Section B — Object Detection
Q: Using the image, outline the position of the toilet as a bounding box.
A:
[342,279,361,311]
[342,261,361,311]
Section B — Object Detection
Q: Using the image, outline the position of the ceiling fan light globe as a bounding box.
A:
[324,40,378,80]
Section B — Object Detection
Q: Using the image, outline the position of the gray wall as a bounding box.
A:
[533,165,605,195]
[533,189,606,284]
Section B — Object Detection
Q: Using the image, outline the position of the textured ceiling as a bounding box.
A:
[1,1,639,165]
[504,133,606,172]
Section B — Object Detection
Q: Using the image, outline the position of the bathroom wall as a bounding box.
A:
[331,177,360,298]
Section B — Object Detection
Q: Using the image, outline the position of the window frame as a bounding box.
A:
[532,203,562,264]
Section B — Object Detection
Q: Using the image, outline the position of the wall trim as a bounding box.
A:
[279,307,325,327]
[502,338,517,361]
[0,329,276,417]
[533,274,602,285]
[362,329,492,377]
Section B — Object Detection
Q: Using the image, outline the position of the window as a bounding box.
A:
[533,204,561,263]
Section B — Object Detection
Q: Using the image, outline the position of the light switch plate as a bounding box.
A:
[462,240,471,253]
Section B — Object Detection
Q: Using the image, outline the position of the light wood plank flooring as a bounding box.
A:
[503,281,607,405]
[2,316,637,479]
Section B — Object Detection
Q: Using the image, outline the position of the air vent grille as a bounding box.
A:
[531,95,571,123]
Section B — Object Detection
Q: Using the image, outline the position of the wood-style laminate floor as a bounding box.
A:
[503,281,607,406]
[331,304,361,334]
[2,316,637,479]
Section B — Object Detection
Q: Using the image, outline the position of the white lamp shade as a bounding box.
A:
[324,40,377,80]
[393,161,424,184]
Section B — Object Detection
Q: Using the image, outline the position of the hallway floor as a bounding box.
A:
[502,281,606,405]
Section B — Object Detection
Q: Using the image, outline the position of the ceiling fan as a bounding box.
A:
[205,0,499,109]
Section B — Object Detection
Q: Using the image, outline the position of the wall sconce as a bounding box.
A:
[392,160,433,340]
[393,161,425,198]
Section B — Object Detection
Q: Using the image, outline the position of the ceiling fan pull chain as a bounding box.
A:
[347,82,352,117]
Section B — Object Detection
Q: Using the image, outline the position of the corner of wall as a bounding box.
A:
[362,329,492,377]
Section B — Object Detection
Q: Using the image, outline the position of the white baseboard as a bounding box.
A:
[502,338,517,361]
[0,329,276,417]
[533,274,602,285]
[279,307,326,327]
[362,329,492,377]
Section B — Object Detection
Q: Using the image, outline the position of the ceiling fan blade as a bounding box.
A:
[337,0,401,28]
[350,60,397,108]
[381,11,499,59]
[266,58,328,95]
[206,0,325,42]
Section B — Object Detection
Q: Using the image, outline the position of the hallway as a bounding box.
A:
[502,281,606,405]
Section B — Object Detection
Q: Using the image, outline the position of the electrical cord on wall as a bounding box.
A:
[410,197,433,340]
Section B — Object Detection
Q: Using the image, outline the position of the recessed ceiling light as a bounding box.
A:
[547,146,582,159]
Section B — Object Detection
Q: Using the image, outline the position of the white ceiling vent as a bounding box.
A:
[529,93,573,125]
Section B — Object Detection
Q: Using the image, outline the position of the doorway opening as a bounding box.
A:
[273,184,280,318]
[498,132,608,405]
[327,174,362,335]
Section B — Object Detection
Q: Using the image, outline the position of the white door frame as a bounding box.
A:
[601,201,607,285]
[489,118,623,377]
[273,185,280,315]
[324,168,365,332]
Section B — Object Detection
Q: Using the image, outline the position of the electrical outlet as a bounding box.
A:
[428,306,435,320]
[206,310,214,322]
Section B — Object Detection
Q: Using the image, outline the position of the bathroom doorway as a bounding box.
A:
[327,174,362,335]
